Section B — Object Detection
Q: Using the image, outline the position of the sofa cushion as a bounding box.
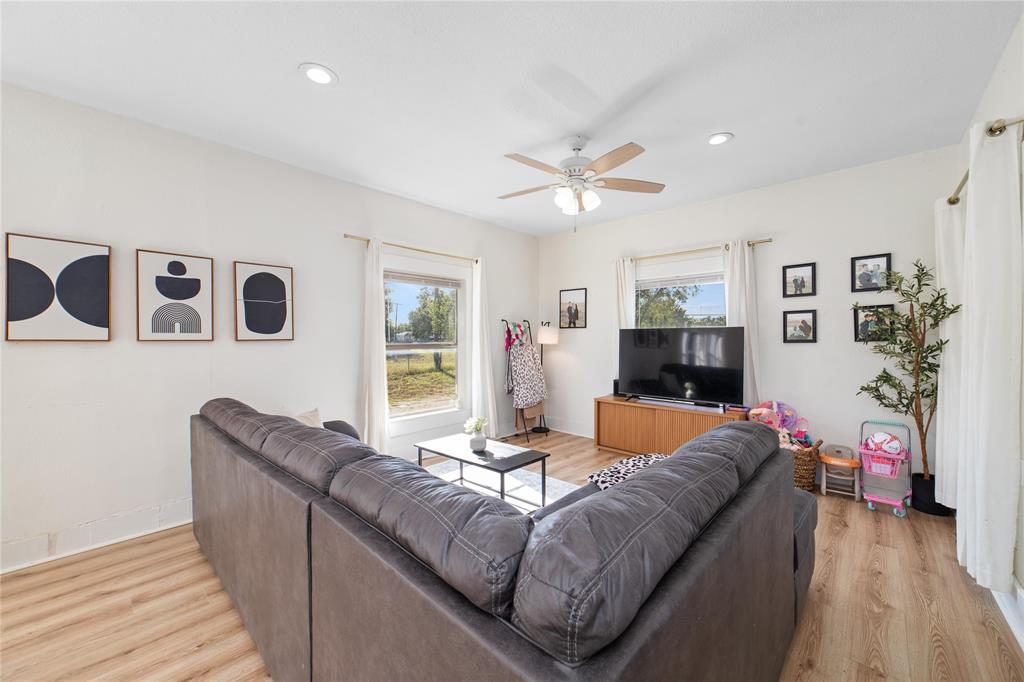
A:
[673,421,779,484]
[200,398,301,452]
[511,451,740,664]
[330,455,532,617]
[261,424,377,493]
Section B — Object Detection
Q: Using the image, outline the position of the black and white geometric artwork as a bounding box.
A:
[234,261,293,341]
[6,233,111,341]
[137,249,214,341]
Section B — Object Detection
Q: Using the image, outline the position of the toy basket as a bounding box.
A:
[791,440,823,492]
[859,449,906,479]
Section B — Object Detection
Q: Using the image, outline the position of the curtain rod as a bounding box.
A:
[632,238,773,262]
[947,116,1023,205]
[343,233,478,263]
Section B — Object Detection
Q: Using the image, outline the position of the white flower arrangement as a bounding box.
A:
[464,417,488,435]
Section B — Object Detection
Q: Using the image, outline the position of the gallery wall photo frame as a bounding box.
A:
[782,262,816,298]
[559,288,587,329]
[6,232,112,342]
[233,261,294,341]
[136,248,214,341]
[854,304,895,342]
[850,253,891,292]
[783,309,817,343]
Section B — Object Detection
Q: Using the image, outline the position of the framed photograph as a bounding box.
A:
[6,232,111,341]
[559,288,587,329]
[783,309,817,343]
[854,304,895,342]
[851,253,891,292]
[136,249,214,341]
[782,262,816,298]
[234,261,294,341]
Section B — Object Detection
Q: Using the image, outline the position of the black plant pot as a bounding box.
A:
[911,473,953,516]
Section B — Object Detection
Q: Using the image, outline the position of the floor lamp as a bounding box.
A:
[533,322,559,433]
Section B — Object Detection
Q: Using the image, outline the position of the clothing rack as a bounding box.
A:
[501,318,545,442]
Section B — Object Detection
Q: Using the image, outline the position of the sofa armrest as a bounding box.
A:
[323,420,361,441]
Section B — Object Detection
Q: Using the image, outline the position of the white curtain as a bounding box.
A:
[956,123,1023,593]
[362,239,389,451]
[723,240,761,406]
[934,199,966,507]
[470,258,500,437]
[615,257,636,329]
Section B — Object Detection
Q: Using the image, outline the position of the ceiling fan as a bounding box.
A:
[498,135,665,215]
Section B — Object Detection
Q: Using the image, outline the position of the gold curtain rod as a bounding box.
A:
[633,238,773,262]
[947,116,1023,205]
[343,233,478,264]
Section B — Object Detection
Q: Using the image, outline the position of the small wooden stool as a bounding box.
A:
[818,444,861,501]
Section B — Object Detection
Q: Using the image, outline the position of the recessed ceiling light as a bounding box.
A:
[299,62,337,85]
[707,132,734,145]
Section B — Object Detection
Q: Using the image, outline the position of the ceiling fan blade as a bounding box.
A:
[585,142,644,176]
[504,153,564,176]
[577,191,585,213]
[596,177,666,193]
[497,184,559,200]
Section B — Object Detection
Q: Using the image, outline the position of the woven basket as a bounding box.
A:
[791,439,823,491]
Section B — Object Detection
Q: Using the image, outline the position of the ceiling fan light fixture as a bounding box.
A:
[582,189,601,211]
[553,187,574,210]
[299,62,337,85]
[707,132,734,146]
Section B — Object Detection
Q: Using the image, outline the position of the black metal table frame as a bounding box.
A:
[417,447,547,510]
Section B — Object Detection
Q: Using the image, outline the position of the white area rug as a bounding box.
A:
[427,460,578,513]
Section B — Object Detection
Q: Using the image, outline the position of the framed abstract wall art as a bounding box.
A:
[136,249,214,341]
[6,233,111,341]
[233,261,294,341]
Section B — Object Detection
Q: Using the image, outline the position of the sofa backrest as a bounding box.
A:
[511,450,740,664]
[329,454,533,617]
[673,420,779,483]
[200,398,375,493]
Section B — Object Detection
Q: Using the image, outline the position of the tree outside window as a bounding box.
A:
[635,279,726,328]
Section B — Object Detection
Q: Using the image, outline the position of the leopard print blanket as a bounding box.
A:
[587,453,667,490]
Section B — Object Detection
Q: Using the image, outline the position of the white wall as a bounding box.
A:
[537,145,958,464]
[0,85,538,570]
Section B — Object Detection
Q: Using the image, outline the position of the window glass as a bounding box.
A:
[385,273,459,415]
[635,278,726,328]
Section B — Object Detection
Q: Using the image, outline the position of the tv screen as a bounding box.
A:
[618,327,745,406]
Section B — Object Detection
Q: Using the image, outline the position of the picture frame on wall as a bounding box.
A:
[136,249,214,341]
[850,253,891,292]
[783,309,817,343]
[854,304,895,342]
[559,288,587,329]
[234,261,294,341]
[782,262,816,298]
[5,232,111,341]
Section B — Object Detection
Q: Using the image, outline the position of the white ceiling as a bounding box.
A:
[2,2,1020,235]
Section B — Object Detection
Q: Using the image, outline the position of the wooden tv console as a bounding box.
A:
[594,395,747,456]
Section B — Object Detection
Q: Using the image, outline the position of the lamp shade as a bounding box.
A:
[537,326,559,345]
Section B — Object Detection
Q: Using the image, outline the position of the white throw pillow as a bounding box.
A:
[295,408,322,428]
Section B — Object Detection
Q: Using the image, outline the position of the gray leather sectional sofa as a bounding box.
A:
[191,398,816,681]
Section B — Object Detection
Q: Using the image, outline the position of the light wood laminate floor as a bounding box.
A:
[2,431,1021,681]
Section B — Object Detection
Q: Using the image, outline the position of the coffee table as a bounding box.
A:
[415,433,549,509]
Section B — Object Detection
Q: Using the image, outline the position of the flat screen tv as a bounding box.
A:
[618,327,744,406]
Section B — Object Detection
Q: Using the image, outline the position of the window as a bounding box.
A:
[636,275,726,328]
[384,271,461,416]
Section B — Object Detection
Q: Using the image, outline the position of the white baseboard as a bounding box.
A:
[1,519,193,575]
[993,579,1024,652]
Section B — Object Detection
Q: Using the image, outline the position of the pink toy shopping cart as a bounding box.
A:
[859,420,912,518]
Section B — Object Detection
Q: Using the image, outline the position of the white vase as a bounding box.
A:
[469,432,487,452]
